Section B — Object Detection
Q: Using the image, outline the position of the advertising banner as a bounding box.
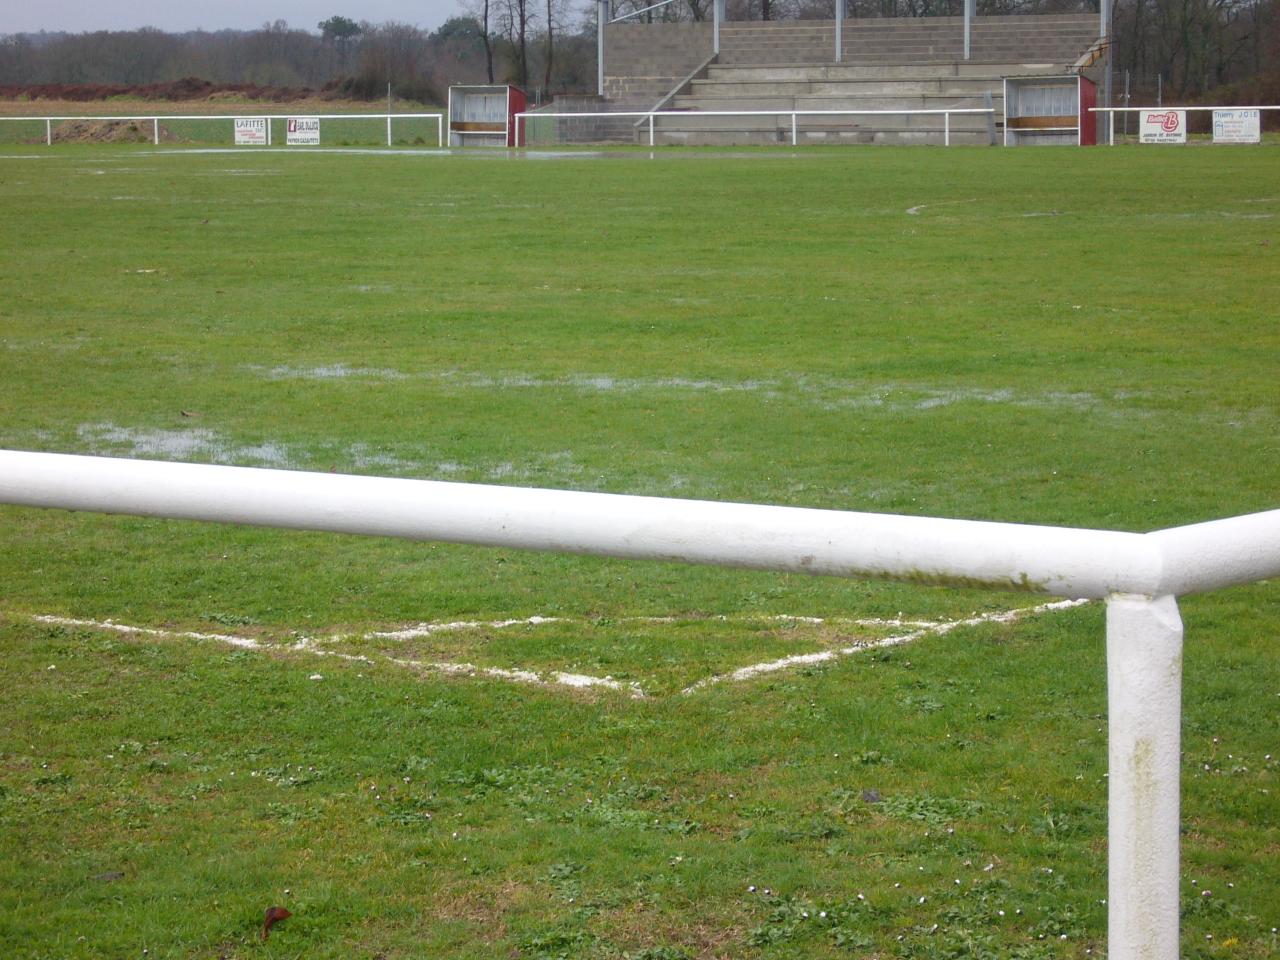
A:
[234,118,268,146]
[286,117,321,146]
[1212,109,1261,144]
[1139,110,1186,144]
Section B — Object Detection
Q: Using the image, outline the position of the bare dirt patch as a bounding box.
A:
[50,119,182,144]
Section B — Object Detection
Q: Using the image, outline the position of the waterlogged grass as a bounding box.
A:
[0,144,1277,956]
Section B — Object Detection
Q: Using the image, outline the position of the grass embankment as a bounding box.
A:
[0,145,1276,957]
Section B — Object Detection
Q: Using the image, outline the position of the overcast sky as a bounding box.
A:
[1,2,461,35]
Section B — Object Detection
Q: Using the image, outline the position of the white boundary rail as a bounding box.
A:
[0,113,446,148]
[1091,105,1279,144]
[2,449,1278,960]
[515,108,996,147]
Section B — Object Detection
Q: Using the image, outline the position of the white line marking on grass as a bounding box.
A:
[906,198,978,216]
[371,612,947,640]
[31,614,263,649]
[19,601,1088,701]
[386,656,644,697]
[680,599,1090,694]
[23,613,642,697]
[371,615,567,640]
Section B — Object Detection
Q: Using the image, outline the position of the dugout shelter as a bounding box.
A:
[448,85,527,147]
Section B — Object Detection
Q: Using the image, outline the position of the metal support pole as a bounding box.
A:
[1105,594,1183,960]
[1103,0,1113,145]
[835,0,843,63]
[791,112,797,145]
[598,0,609,96]
[153,118,159,145]
[714,0,723,56]
[964,0,974,60]
[1110,109,1116,146]
[1100,0,1109,41]
[387,115,392,146]
[944,111,950,146]
[648,113,654,146]
[45,118,51,145]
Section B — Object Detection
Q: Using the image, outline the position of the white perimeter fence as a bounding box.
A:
[0,113,445,148]
[1,449,1278,960]
[516,108,996,147]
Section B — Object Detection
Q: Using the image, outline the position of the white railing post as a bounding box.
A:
[648,113,654,146]
[46,118,52,145]
[791,112,797,145]
[944,111,950,146]
[153,118,160,145]
[386,114,392,146]
[1105,593,1183,960]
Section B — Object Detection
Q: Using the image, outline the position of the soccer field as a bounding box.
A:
[0,144,1276,958]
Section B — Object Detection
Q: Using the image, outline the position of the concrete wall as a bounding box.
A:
[604,22,713,106]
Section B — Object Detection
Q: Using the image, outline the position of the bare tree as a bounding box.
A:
[545,0,555,90]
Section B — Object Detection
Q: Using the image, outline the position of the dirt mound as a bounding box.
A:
[50,119,181,143]
[0,78,331,103]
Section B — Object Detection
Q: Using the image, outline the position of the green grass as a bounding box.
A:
[0,143,1277,957]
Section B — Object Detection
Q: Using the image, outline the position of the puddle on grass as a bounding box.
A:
[139,147,818,162]
[247,364,1107,413]
[260,363,407,381]
[68,423,590,485]
[76,423,294,467]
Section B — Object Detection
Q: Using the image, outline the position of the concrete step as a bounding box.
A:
[649,127,995,146]
[672,94,1001,112]
[705,62,1066,79]
[651,112,992,133]
[689,77,1009,97]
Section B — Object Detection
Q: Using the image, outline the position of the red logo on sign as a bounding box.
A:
[1147,111,1181,132]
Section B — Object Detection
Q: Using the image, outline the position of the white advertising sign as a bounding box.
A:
[1139,110,1186,144]
[286,117,320,146]
[234,118,268,146]
[1212,109,1260,144]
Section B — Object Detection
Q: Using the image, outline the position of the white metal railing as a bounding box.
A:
[515,108,996,147]
[1,448,1277,960]
[1091,104,1279,145]
[608,0,678,22]
[0,113,446,148]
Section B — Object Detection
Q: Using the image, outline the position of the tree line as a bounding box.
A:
[0,1,1274,103]
[0,14,597,102]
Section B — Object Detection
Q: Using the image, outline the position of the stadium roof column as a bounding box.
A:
[713,0,725,54]
[597,0,609,96]
[963,0,974,59]
[835,0,844,62]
